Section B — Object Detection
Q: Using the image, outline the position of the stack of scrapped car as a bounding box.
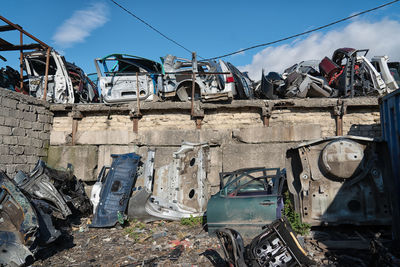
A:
[257,48,398,99]
[94,54,163,104]
[160,54,254,102]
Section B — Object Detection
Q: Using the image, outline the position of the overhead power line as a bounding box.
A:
[109,0,202,58]
[205,0,400,61]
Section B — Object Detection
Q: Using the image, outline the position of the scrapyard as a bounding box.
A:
[1,3,400,266]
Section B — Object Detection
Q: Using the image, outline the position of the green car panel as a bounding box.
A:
[207,168,285,239]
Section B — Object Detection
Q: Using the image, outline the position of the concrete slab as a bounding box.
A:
[47,146,98,182]
[97,145,141,177]
[232,124,321,143]
[137,129,200,146]
[221,143,290,172]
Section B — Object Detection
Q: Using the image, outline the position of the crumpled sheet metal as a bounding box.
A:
[0,172,38,266]
[91,153,141,228]
[144,142,210,220]
[14,160,72,218]
[286,136,392,226]
[0,231,34,266]
[127,150,159,222]
[261,48,396,99]
[127,143,211,221]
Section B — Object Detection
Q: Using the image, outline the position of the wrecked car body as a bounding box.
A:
[94,54,162,103]
[23,50,98,103]
[265,48,397,99]
[286,136,392,226]
[223,61,254,99]
[207,168,285,238]
[23,50,74,103]
[160,54,237,101]
[216,218,315,267]
[0,172,38,266]
[66,61,99,103]
[322,48,391,97]
[255,70,282,99]
[14,159,92,218]
[126,150,160,222]
[0,62,24,93]
[128,142,211,221]
[282,59,336,98]
[388,62,400,85]
[14,160,72,218]
[91,153,141,228]
[371,56,399,91]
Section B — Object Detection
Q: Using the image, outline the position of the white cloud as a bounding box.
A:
[239,19,400,80]
[52,2,109,48]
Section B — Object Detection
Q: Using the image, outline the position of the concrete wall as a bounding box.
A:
[48,97,380,194]
[0,88,52,177]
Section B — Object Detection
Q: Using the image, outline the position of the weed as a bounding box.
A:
[180,215,204,227]
[283,191,311,236]
[123,219,148,242]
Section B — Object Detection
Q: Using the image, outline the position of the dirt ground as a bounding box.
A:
[32,218,224,267]
[31,217,396,267]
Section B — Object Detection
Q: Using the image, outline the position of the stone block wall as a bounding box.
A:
[0,88,53,177]
[47,97,381,194]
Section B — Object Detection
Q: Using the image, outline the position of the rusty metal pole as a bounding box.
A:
[136,72,141,115]
[72,119,78,145]
[262,103,273,127]
[191,72,196,116]
[42,47,51,101]
[0,16,51,48]
[334,100,346,136]
[336,116,343,136]
[263,117,270,127]
[191,52,197,117]
[19,30,24,91]
[132,72,141,133]
[70,111,83,146]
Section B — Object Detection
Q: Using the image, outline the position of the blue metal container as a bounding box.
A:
[380,90,400,243]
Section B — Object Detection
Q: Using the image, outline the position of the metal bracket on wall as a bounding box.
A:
[261,102,274,127]
[333,99,347,136]
[129,108,142,134]
[69,110,83,145]
[191,101,204,129]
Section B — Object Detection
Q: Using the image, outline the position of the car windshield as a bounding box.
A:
[221,168,284,197]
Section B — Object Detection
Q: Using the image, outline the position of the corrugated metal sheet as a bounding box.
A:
[380,89,400,243]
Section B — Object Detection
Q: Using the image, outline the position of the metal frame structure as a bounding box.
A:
[0,16,51,100]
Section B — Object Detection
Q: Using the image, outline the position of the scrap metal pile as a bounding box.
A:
[90,142,211,227]
[216,218,316,267]
[256,48,399,99]
[2,46,400,104]
[1,137,398,266]
[0,161,92,266]
[1,17,400,104]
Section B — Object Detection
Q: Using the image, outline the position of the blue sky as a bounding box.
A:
[2,0,400,79]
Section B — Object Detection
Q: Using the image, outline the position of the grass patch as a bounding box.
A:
[283,191,311,236]
[124,219,148,242]
[180,215,204,227]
